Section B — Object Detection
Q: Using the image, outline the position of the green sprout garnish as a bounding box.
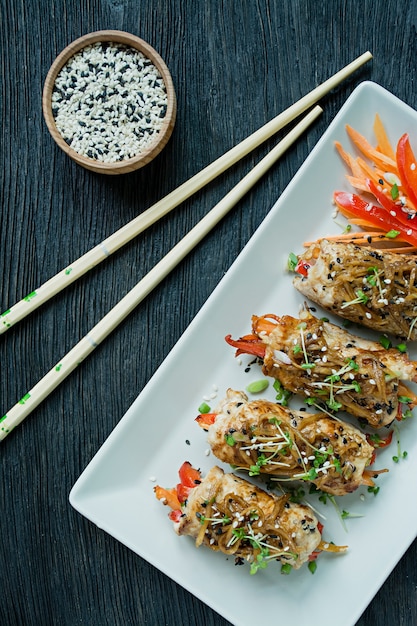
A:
[197,513,231,526]
[341,289,369,309]
[298,323,316,370]
[280,563,293,575]
[392,424,408,463]
[228,522,297,575]
[250,551,269,574]
[273,379,293,406]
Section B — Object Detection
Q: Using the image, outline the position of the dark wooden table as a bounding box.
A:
[2,1,417,624]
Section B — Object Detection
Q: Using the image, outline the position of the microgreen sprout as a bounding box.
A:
[407,316,417,341]
[297,323,315,371]
[341,289,369,309]
[392,424,408,463]
[227,522,296,574]
[197,513,231,526]
[366,266,388,301]
[310,358,361,411]
[333,218,352,234]
[273,379,293,406]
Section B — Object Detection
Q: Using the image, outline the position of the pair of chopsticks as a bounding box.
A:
[0,51,373,441]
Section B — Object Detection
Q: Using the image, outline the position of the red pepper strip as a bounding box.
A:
[333,191,417,247]
[176,482,193,503]
[366,430,393,449]
[396,133,417,210]
[169,509,182,523]
[195,413,217,427]
[178,461,202,488]
[225,334,266,359]
[295,259,311,277]
[367,178,417,227]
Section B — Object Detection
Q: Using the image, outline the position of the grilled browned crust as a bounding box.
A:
[256,308,417,427]
[174,465,322,569]
[204,389,374,496]
[293,239,417,339]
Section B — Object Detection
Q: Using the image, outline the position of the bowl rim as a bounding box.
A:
[42,29,177,174]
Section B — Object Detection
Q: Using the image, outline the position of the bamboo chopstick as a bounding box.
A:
[0,105,322,440]
[0,51,372,334]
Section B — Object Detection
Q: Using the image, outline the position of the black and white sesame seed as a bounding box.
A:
[51,42,168,162]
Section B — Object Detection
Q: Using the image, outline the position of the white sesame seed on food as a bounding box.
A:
[51,41,168,162]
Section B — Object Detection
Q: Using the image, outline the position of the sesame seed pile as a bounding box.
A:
[51,41,168,162]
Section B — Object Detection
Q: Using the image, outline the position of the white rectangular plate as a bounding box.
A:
[70,81,417,626]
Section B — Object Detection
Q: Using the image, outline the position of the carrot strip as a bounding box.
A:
[345,124,397,170]
[373,113,396,161]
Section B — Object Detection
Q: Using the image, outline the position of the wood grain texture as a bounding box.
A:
[1,0,417,624]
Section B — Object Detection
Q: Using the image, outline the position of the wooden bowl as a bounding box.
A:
[42,30,177,175]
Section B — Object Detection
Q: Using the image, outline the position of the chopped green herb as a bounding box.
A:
[367,485,380,496]
[281,563,292,575]
[396,343,407,353]
[246,379,269,394]
[198,402,211,414]
[379,335,392,350]
[308,560,317,574]
[287,252,298,272]
[390,183,399,200]
[385,229,400,239]
[225,434,236,446]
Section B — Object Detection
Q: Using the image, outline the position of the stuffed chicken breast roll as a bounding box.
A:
[225,308,417,427]
[293,239,417,340]
[196,389,382,496]
[155,463,347,573]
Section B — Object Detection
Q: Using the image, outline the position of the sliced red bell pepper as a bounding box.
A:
[176,482,192,503]
[366,178,400,214]
[333,191,417,247]
[169,509,183,523]
[195,413,217,427]
[225,334,266,359]
[295,259,311,277]
[178,461,201,487]
[396,133,417,210]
